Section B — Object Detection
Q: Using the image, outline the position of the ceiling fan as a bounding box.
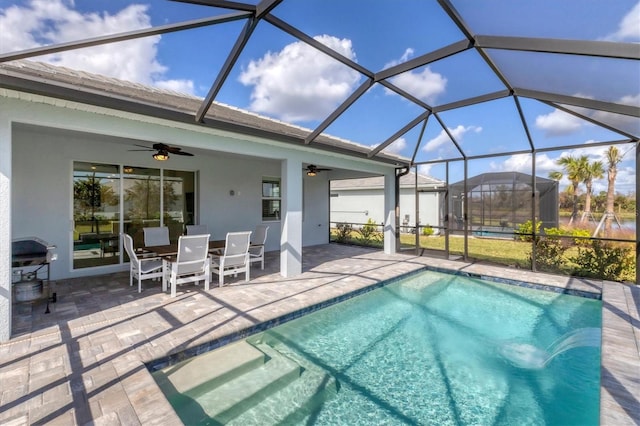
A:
[129,143,194,161]
[305,164,332,176]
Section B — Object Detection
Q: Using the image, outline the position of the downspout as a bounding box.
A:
[396,166,411,252]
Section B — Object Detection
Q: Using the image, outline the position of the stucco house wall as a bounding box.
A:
[4,93,393,282]
[330,173,444,232]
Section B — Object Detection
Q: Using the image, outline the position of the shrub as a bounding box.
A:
[335,222,353,244]
[542,227,563,237]
[516,220,541,242]
[570,228,591,247]
[543,226,591,247]
[357,218,381,245]
[422,224,434,236]
[570,240,633,282]
[530,237,567,273]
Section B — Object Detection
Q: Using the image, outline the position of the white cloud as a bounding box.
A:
[591,93,640,136]
[417,163,434,176]
[489,154,532,172]
[238,35,361,122]
[535,109,584,136]
[618,92,640,107]
[155,79,195,95]
[0,0,196,94]
[384,48,447,104]
[613,165,637,194]
[423,125,480,153]
[550,92,639,137]
[371,137,407,154]
[603,1,640,41]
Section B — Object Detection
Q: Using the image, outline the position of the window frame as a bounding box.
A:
[261,177,281,222]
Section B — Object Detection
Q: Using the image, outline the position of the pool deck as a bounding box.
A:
[1,244,638,425]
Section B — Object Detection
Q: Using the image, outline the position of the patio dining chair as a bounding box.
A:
[186,224,209,236]
[143,226,170,247]
[249,225,269,269]
[211,231,251,287]
[121,233,164,293]
[162,234,211,298]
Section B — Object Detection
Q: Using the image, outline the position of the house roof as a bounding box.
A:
[330,171,444,191]
[0,59,407,166]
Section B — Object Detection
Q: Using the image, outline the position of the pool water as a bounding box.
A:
[155,270,602,425]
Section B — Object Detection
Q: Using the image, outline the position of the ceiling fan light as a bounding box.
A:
[153,150,169,161]
[307,170,316,177]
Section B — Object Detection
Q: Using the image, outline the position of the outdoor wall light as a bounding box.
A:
[153,150,169,161]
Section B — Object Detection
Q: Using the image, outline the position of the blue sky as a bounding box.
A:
[0,0,638,194]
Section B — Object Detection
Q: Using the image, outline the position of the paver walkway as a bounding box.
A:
[1,244,638,425]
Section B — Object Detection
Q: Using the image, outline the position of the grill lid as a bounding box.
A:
[12,237,57,267]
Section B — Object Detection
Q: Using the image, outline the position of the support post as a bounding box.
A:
[280,159,303,277]
[0,113,11,342]
[384,170,397,255]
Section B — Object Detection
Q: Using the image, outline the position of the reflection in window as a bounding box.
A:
[262,178,280,221]
[73,162,195,269]
[73,162,120,269]
[123,167,161,249]
[164,169,195,242]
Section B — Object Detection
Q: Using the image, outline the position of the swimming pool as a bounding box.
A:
[153,270,602,425]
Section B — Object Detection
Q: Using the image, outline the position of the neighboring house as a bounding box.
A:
[449,172,559,232]
[331,172,445,233]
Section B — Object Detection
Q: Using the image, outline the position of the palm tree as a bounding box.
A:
[581,160,604,223]
[548,171,563,182]
[550,155,589,224]
[604,146,622,235]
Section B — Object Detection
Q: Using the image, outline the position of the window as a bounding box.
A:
[262,178,280,221]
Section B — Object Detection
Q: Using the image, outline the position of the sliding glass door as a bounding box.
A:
[73,162,121,269]
[72,162,195,269]
[123,166,161,250]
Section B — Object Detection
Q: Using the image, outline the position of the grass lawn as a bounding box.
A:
[332,230,636,283]
[412,235,531,268]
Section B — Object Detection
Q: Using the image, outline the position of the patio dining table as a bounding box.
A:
[138,240,226,258]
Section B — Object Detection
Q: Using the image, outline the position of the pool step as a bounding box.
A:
[227,339,339,425]
[154,335,340,425]
[153,339,267,396]
[186,343,303,424]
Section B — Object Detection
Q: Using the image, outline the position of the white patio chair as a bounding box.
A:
[143,226,170,247]
[186,224,209,235]
[162,234,211,298]
[249,225,269,269]
[211,231,251,287]
[122,233,163,293]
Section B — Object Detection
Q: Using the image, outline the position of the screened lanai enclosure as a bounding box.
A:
[1,0,638,284]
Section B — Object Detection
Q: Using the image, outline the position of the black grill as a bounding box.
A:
[12,237,56,269]
[12,237,57,306]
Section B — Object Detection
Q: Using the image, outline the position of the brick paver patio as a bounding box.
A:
[1,244,638,425]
